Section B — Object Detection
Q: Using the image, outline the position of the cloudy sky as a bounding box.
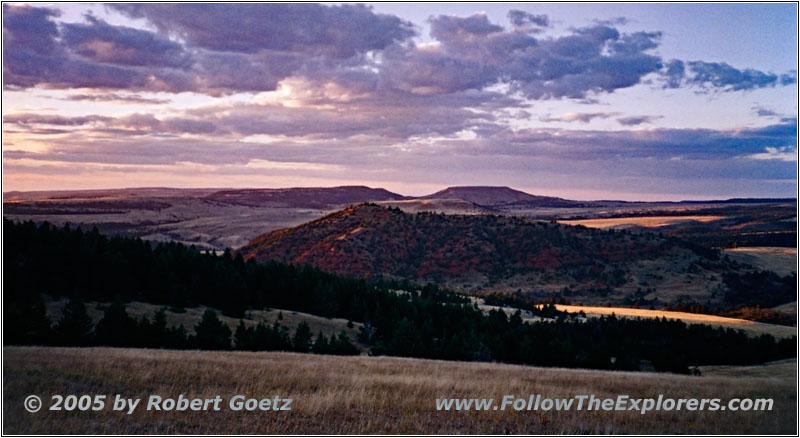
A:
[2,3,797,200]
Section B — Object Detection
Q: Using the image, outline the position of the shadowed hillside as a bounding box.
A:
[239,204,793,307]
[204,185,406,208]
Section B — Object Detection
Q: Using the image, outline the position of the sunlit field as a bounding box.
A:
[559,216,724,229]
[550,305,797,338]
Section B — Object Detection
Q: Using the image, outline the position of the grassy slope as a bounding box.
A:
[43,297,367,352]
[723,247,797,277]
[3,347,795,434]
[551,304,797,338]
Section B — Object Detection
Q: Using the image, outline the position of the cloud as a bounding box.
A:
[4,113,111,126]
[663,60,796,92]
[61,15,190,68]
[382,18,665,100]
[617,115,662,126]
[540,112,618,123]
[4,4,795,102]
[508,10,550,30]
[746,146,797,162]
[496,120,798,162]
[110,3,415,58]
[3,4,414,95]
[60,93,170,104]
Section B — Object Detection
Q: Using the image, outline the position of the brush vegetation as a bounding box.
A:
[5,220,794,374]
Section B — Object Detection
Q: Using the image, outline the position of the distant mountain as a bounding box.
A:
[239,203,743,305]
[2,187,222,202]
[204,186,406,208]
[420,186,586,208]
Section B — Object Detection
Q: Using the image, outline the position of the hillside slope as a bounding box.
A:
[238,204,766,306]
[204,185,406,208]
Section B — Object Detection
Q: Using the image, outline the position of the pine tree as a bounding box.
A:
[193,308,231,350]
[55,298,94,346]
[292,321,312,352]
[95,301,137,347]
[234,320,252,350]
[311,331,329,354]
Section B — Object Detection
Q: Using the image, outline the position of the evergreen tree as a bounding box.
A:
[166,324,188,349]
[55,298,94,346]
[311,331,329,354]
[234,320,252,350]
[330,330,359,355]
[4,294,53,345]
[147,308,169,348]
[95,301,137,346]
[292,321,312,352]
[193,308,231,350]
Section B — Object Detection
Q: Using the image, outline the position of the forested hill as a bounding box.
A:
[3,219,795,373]
[238,204,771,306]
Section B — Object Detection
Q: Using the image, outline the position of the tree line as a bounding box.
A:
[6,295,359,355]
[4,220,795,374]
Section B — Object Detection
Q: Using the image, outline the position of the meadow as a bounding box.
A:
[3,347,795,434]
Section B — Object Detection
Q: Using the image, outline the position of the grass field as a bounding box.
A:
[559,215,724,229]
[3,347,796,434]
[550,305,798,338]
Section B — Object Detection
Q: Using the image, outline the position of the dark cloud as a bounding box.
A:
[540,112,618,123]
[499,120,797,162]
[617,115,662,126]
[3,5,66,88]
[2,5,198,92]
[383,18,663,100]
[687,61,780,91]
[508,10,549,29]
[4,113,111,126]
[431,13,504,40]
[111,3,415,58]
[752,106,780,118]
[60,93,170,104]
[780,71,798,85]
[662,59,685,89]
[664,60,795,92]
[594,17,630,26]
[61,15,190,68]
[2,4,795,102]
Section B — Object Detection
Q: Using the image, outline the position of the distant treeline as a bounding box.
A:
[4,220,795,374]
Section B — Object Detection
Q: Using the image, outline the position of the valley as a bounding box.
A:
[4,185,796,324]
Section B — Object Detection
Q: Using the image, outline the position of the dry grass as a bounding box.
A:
[3,347,795,434]
[559,215,724,229]
[552,304,797,338]
[723,247,797,277]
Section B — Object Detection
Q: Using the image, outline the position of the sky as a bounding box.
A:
[2,3,797,201]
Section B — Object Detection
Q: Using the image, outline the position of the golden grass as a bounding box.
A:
[3,347,795,434]
[559,215,724,229]
[552,305,797,338]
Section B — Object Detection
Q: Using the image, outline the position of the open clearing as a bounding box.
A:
[551,304,797,338]
[559,215,724,229]
[3,347,795,434]
[723,246,797,276]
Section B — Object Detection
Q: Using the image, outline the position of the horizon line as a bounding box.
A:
[2,185,797,205]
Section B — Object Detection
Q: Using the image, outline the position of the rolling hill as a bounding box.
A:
[203,185,406,208]
[238,203,776,306]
